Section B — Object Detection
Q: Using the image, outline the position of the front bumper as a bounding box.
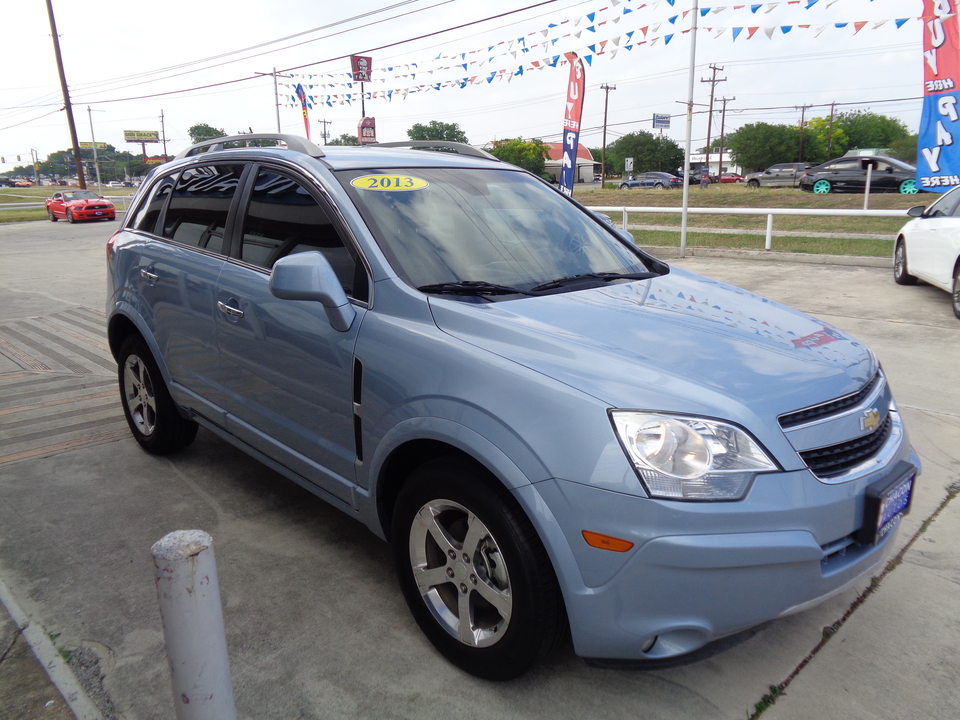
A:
[69,207,115,220]
[517,442,920,661]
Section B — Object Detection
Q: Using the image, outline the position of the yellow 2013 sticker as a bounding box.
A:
[351,174,429,191]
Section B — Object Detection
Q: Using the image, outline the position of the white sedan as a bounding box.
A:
[894,186,960,319]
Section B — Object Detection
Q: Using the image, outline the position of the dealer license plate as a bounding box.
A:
[861,472,914,545]
[95,211,103,215]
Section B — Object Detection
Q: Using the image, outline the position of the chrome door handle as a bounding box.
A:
[217,301,244,318]
[140,268,158,282]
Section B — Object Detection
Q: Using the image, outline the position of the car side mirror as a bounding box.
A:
[269,252,357,332]
[907,205,926,218]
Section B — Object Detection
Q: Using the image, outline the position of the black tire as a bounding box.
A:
[653,183,665,190]
[747,179,760,189]
[894,239,918,286]
[48,209,58,222]
[952,265,960,320]
[117,335,198,454]
[67,209,76,224]
[392,456,566,680]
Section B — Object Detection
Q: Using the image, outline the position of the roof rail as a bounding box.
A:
[371,141,499,162]
[173,133,325,160]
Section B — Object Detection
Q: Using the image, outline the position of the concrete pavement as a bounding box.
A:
[0,220,958,719]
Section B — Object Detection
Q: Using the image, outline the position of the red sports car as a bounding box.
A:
[720,173,744,183]
[46,190,116,223]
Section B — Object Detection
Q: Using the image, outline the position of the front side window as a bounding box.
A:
[240,168,366,299]
[130,174,176,234]
[162,164,244,253]
[337,167,651,294]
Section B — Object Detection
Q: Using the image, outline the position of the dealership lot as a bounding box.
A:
[1,220,958,720]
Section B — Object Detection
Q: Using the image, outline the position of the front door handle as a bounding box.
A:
[217,300,244,318]
[140,268,158,282]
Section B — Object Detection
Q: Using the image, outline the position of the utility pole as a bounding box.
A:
[45,0,85,189]
[160,109,169,160]
[826,101,836,155]
[797,104,812,162]
[600,84,616,182]
[87,106,104,193]
[317,119,332,145]
[718,96,735,176]
[255,68,283,133]
[700,64,726,184]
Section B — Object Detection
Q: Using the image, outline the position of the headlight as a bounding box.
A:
[610,412,779,501]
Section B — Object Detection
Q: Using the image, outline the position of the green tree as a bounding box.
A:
[406,120,469,143]
[488,138,551,176]
[836,111,909,152]
[724,122,827,171]
[887,134,919,165]
[806,116,849,157]
[188,123,227,144]
[327,133,359,146]
[605,131,684,175]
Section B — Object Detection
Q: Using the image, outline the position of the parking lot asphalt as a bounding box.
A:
[1,220,958,720]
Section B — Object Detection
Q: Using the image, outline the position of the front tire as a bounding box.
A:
[747,179,760,189]
[899,179,918,194]
[392,456,566,680]
[67,209,76,223]
[894,239,918,286]
[117,336,198,454]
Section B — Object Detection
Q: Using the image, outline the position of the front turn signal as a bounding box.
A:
[582,530,634,553]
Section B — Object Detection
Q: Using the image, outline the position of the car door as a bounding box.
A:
[49,192,64,217]
[909,187,960,288]
[215,165,369,504]
[829,159,864,191]
[128,164,246,416]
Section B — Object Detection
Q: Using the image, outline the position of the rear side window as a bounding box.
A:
[162,164,244,254]
[130,174,176,234]
[239,168,366,300]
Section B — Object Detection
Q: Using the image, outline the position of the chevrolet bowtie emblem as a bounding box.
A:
[861,408,881,432]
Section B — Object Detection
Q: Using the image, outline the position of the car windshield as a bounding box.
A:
[337,167,651,294]
[63,191,100,200]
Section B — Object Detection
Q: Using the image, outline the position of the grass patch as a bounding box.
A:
[630,229,893,257]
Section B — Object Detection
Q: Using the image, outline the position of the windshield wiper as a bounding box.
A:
[529,271,660,293]
[417,280,533,297]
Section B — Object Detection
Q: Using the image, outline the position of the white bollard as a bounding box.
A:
[152,530,237,720]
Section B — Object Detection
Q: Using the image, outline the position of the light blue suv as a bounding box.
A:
[106,134,920,679]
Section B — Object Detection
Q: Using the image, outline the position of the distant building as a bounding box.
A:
[543,142,596,183]
[688,152,741,176]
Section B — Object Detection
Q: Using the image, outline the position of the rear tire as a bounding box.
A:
[893,240,918,286]
[392,456,566,680]
[812,179,832,194]
[952,265,960,320]
[117,335,198,454]
[48,209,58,222]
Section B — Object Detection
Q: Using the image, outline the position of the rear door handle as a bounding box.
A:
[217,300,244,318]
[140,268,158,282]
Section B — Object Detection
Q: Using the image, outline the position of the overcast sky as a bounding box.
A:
[1,0,922,168]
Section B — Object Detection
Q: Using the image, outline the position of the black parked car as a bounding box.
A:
[799,156,919,194]
[618,172,682,190]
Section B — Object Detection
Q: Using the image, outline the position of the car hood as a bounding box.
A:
[66,197,113,206]
[428,267,875,421]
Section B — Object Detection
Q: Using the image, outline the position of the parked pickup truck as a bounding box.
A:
[744,162,811,188]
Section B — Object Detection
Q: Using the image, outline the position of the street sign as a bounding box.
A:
[625,158,634,173]
[653,114,671,129]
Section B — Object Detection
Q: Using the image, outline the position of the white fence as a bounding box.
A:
[587,205,910,252]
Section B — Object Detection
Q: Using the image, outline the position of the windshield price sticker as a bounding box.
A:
[351,174,429,191]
